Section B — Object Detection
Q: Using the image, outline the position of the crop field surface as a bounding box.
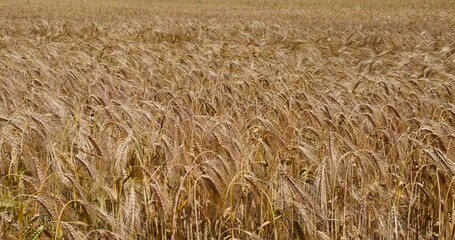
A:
[1,0,455,239]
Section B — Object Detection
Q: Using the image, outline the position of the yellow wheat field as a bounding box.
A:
[1,0,455,239]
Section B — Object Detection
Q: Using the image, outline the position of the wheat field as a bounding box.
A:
[1,0,455,239]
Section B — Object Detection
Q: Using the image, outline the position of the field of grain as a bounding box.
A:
[1,0,455,239]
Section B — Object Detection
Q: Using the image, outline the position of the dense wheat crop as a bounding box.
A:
[1,0,455,239]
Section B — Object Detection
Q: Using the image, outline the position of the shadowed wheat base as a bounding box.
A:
[1,0,455,239]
